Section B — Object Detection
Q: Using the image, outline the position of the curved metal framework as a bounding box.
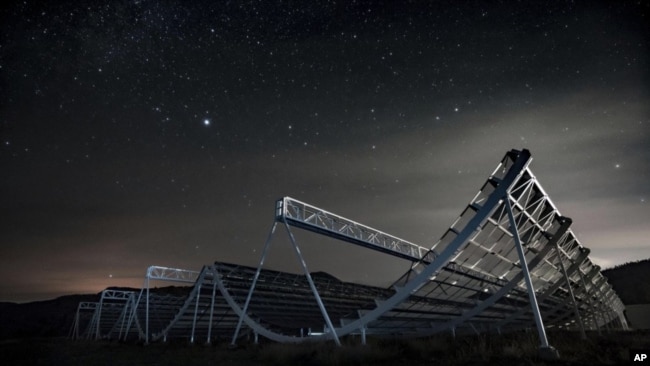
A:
[72,149,627,349]
[70,289,140,340]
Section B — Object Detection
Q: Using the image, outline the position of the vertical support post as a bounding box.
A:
[620,311,629,331]
[72,307,80,340]
[74,311,80,340]
[283,220,342,346]
[87,311,96,339]
[600,304,609,331]
[505,198,558,359]
[578,270,600,334]
[361,326,366,345]
[145,271,150,344]
[231,222,278,346]
[601,306,610,331]
[591,277,610,333]
[207,271,218,344]
[118,297,129,340]
[603,300,613,332]
[95,292,104,340]
[124,287,143,341]
[554,242,587,340]
[128,298,135,339]
[190,284,202,344]
[619,310,628,330]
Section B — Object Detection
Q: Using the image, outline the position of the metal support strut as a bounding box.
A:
[505,197,559,360]
[554,240,587,339]
[231,222,278,345]
[283,219,342,346]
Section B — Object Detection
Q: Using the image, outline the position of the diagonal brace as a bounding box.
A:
[505,197,556,357]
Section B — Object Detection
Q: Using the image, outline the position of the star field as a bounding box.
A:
[1,0,648,302]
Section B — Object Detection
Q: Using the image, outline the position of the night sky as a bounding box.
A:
[1,1,648,303]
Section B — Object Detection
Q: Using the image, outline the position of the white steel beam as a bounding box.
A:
[277,196,429,261]
[282,219,342,346]
[505,197,553,352]
[231,222,277,345]
[206,279,218,344]
[147,266,200,282]
[191,284,202,343]
[553,241,587,339]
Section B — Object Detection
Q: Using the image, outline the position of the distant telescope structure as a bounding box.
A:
[71,149,627,358]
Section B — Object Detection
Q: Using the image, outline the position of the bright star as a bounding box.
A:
[203,119,210,126]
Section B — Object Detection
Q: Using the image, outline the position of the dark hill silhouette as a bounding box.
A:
[602,258,650,305]
[0,286,191,340]
[0,294,98,339]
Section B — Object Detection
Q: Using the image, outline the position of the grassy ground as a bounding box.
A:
[1,331,649,365]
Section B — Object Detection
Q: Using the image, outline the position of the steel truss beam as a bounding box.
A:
[277,196,429,260]
[505,197,552,352]
[146,266,200,282]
